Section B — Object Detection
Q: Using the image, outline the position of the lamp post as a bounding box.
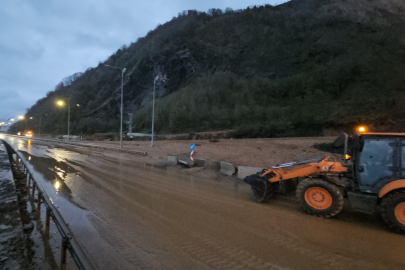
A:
[104,64,126,149]
[151,76,158,147]
[18,116,24,131]
[27,116,33,131]
[57,100,70,140]
[56,101,80,140]
[151,73,166,147]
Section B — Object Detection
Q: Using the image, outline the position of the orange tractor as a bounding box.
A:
[244,132,405,234]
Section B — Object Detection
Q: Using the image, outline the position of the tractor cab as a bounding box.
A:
[348,133,405,195]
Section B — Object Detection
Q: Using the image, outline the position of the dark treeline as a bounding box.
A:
[9,0,405,137]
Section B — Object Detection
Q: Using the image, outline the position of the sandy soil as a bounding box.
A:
[84,137,341,168]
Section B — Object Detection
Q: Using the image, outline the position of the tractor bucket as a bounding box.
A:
[244,171,279,203]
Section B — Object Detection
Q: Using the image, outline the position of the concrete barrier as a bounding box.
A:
[166,156,178,166]
[204,160,220,171]
[177,154,194,167]
[220,161,236,176]
[237,166,264,179]
[195,158,205,167]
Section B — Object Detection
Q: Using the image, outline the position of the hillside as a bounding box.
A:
[9,0,405,137]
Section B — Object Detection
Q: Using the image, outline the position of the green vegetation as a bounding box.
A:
[9,0,405,137]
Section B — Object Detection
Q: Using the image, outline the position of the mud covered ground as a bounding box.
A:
[76,136,341,168]
[2,135,405,270]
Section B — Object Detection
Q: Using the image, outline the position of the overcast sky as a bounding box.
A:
[0,0,288,121]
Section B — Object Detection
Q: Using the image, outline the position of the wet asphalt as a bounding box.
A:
[1,135,405,270]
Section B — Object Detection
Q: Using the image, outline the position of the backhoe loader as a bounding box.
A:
[244,132,405,234]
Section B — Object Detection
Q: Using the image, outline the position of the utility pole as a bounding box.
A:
[105,64,126,149]
[151,71,167,147]
[68,104,70,140]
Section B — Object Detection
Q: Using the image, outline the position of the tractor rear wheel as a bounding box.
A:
[296,178,344,218]
[380,190,405,234]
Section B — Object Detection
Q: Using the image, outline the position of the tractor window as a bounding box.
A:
[356,138,394,188]
[401,140,405,170]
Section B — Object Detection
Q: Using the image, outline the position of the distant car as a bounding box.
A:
[16,131,33,137]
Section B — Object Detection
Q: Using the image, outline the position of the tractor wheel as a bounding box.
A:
[296,178,344,218]
[380,190,405,234]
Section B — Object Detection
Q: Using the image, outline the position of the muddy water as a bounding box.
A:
[2,135,405,270]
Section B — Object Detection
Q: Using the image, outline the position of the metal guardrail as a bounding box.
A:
[6,134,147,156]
[1,140,96,270]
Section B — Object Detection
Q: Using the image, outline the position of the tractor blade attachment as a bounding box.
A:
[244,171,279,203]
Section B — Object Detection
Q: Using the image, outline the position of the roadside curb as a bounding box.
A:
[220,161,236,176]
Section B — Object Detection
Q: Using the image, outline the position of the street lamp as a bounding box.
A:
[17,116,25,131]
[151,73,166,147]
[56,100,70,140]
[104,64,126,149]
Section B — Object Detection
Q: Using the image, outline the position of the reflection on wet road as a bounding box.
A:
[2,135,405,270]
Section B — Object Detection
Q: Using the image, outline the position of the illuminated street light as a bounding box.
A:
[56,100,80,140]
[104,64,126,149]
[18,116,24,120]
[10,118,14,121]
[57,99,71,140]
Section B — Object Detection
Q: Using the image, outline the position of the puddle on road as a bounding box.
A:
[19,151,86,209]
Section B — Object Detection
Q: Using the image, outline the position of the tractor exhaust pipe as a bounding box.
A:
[343,133,349,164]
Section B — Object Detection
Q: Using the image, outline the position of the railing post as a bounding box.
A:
[37,194,41,215]
[32,182,36,198]
[45,208,51,234]
[60,237,68,268]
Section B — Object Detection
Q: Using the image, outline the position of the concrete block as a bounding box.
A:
[166,156,177,166]
[220,161,236,176]
[177,154,194,167]
[194,158,205,167]
[204,160,220,171]
[237,166,264,179]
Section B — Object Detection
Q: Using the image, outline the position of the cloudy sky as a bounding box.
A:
[0,0,288,121]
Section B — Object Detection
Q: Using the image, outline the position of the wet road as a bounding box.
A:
[2,135,405,270]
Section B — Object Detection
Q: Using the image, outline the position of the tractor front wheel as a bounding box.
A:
[296,178,344,218]
[380,190,405,234]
